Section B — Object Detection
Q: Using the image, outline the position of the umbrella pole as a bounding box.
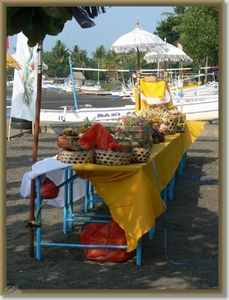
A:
[164,71,173,108]
[29,41,43,257]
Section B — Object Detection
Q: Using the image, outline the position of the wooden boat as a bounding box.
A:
[173,93,218,121]
[80,89,112,96]
[8,62,218,124]
[39,105,135,122]
[110,85,133,98]
[130,91,218,121]
[7,90,218,123]
[80,84,102,93]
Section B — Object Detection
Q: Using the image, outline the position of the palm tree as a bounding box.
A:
[71,46,89,68]
[91,45,107,83]
[161,6,188,17]
[52,40,69,77]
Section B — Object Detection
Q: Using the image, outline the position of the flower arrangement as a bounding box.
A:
[152,123,168,144]
[60,127,79,137]
[78,118,93,134]
[113,127,133,141]
[57,127,80,150]
[119,113,154,127]
[57,119,93,150]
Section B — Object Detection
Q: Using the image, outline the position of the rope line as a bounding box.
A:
[162,203,199,267]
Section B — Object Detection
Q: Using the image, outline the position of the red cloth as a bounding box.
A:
[40,177,59,199]
[78,123,122,151]
[80,219,133,262]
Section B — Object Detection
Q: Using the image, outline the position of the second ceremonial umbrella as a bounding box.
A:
[111,21,166,110]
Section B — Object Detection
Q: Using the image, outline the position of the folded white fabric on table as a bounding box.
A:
[20,157,86,207]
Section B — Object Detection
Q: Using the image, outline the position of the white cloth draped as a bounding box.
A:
[20,157,86,207]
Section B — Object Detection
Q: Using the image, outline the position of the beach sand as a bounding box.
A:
[6,124,219,296]
[5,122,219,295]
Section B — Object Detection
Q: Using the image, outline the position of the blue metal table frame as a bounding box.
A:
[34,152,187,266]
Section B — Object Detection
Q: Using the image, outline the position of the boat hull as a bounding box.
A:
[39,99,218,123]
[130,92,218,121]
[174,97,218,121]
[39,105,135,122]
[7,92,218,123]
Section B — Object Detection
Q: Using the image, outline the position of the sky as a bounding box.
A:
[8,6,174,57]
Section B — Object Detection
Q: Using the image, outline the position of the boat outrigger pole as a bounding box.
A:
[68,56,78,109]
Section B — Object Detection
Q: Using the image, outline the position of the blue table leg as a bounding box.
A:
[148,225,156,241]
[167,173,176,201]
[84,181,104,213]
[177,152,188,176]
[136,238,142,266]
[63,168,68,234]
[89,182,95,209]
[160,187,167,205]
[68,167,74,230]
[182,152,187,168]
[84,180,90,213]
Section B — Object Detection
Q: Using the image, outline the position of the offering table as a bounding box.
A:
[33,121,204,266]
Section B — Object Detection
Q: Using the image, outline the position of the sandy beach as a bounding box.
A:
[4,117,221,296]
[6,87,134,110]
[5,88,221,295]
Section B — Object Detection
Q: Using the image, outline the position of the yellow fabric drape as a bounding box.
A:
[135,85,148,112]
[135,79,170,112]
[73,121,204,252]
[140,79,166,99]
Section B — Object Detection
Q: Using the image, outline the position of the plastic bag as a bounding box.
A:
[80,219,132,262]
[78,123,122,151]
[40,177,59,199]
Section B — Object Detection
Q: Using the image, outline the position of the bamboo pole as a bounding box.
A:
[29,41,43,257]
[136,47,141,111]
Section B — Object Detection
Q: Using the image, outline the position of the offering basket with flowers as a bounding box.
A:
[115,114,153,146]
[57,119,94,164]
[77,123,132,166]
[57,127,81,150]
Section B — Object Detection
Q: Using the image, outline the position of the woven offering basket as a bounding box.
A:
[116,125,151,144]
[131,147,151,163]
[164,116,179,134]
[115,140,132,153]
[148,105,167,118]
[60,150,94,164]
[57,135,81,150]
[95,150,131,166]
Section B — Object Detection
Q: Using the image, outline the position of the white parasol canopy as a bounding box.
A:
[111,21,166,70]
[143,42,193,64]
[111,21,165,54]
[111,21,167,110]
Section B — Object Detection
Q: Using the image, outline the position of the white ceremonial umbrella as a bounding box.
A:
[143,41,193,107]
[143,42,193,66]
[111,21,165,70]
[111,21,166,110]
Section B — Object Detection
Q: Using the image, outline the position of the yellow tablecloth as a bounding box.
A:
[73,121,204,252]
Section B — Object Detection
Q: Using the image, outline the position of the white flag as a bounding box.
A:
[11,32,38,121]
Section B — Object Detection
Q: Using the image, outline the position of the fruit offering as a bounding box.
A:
[152,127,165,144]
